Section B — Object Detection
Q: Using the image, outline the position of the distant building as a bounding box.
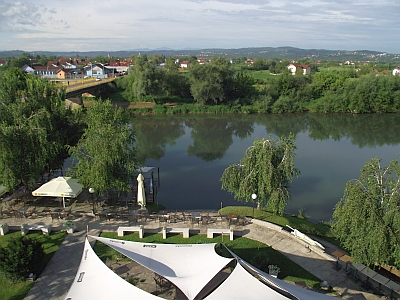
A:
[392,67,400,76]
[32,65,60,78]
[179,61,190,68]
[287,63,311,75]
[197,58,208,65]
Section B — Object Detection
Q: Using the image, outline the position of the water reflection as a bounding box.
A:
[132,113,400,222]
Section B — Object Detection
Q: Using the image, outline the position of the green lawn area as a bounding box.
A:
[220,206,334,236]
[0,231,66,300]
[248,70,279,82]
[94,231,322,290]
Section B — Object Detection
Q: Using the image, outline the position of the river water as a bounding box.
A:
[132,113,400,223]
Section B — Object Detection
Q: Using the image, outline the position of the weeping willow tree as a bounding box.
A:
[0,69,71,191]
[332,158,400,268]
[220,134,299,216]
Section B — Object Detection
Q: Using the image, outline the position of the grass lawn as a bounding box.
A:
[248,70,279,82]
[220,206,335,238]
[94,231,322,290]
[0,231,67,300]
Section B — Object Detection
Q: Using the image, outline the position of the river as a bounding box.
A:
[132,113,400,223]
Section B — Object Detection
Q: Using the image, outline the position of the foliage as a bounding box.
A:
[220,134,300,215]
[189,61,233,104]
[0,69,80,191]
[332,157,400,268]
[69,100,141,197]
[0,236,44,280]
[0,231,66,300]
[0,272,33,300]
[130,55,164,101]
[112,62,400,114]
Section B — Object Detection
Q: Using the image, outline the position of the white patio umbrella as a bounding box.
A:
[32,176,83,208]
[137,173,146,209]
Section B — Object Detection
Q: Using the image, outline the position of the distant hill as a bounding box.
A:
[1,47,400,62]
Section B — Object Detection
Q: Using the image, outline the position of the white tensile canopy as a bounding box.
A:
[93,236,233,300]
[32,177,83,208]
[67,237,335,300]
[0,184,7,197]
[226,248,334,300]
[64,239,162,300]
[203,261,289,300]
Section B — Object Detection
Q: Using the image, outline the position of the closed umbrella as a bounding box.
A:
[137,173,146,209]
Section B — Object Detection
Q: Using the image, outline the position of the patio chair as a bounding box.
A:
[168,213,177,223]
[128,214,137,226]
[148,213,157,222]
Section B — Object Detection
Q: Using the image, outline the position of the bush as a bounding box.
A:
[0,236,44,280]
[252,253,271,272]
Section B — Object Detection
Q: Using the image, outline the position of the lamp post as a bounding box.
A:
[251,193,257,218]
[89,188,95,214]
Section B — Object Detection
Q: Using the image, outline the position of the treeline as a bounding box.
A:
[115,55,400,114]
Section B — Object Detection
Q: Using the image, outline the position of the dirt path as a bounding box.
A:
[83,100,155,109]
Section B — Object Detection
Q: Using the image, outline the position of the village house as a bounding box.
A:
[85,63,107,78]
[57,68,80,79]
[179,60,190,68]
[32,65,60,78]
[392,67,400,76]
[287,63,311,75]
[197,58,208,64]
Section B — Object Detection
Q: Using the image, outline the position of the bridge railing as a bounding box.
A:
[65,77,114,94]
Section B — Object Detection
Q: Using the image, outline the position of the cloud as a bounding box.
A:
[0,0,399,53]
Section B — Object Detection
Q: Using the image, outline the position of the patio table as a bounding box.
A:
[191,212,201,224]
[339,254,353,271]
[52,207,64,220]
[18,206,29,218]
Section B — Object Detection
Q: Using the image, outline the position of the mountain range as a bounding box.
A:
[1,47,400,62]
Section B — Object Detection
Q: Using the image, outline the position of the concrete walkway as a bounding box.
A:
[0,213,385,300]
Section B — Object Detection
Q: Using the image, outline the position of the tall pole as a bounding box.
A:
[89,188,95,214]
[251,193,257,218]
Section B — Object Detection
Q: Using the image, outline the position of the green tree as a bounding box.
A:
[69,100,141,197]
[220,134,300,215]
[131,56,164,101]
[0,236,44,280]
[0,69,74,191]
[162,59,191,99]
[9,56,30,68]
[189,58,234,104]
[332,158,400,268]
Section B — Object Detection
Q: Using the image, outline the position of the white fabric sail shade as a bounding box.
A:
[64,238,162,300]
[32,177,83,208]
[67,236,336,300]
[92,236,233,300]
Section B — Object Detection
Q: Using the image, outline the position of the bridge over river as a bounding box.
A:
[64,77,115,108]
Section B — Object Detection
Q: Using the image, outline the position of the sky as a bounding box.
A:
[1,0,399,53]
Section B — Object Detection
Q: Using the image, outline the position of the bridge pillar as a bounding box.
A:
[65,95,84,109]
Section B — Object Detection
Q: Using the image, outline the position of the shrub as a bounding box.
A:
[252,253,271,273]
[0,236,44,280]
